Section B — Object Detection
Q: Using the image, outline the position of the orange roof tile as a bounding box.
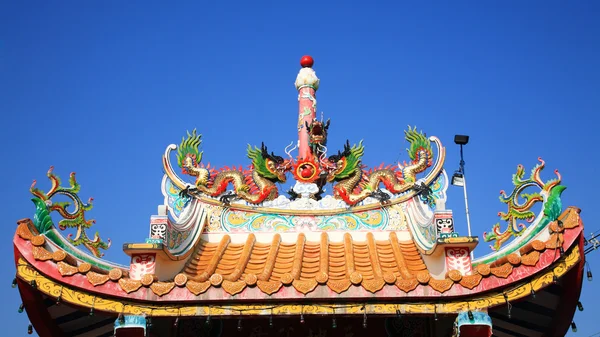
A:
[182,232,429,295]
[12,206,583,299]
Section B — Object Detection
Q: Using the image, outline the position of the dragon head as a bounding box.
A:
[248,143,291,182]
[404,126,433,167]
[324,140,364,182]
[305,118,330,148]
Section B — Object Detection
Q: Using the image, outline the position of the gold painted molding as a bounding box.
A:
[16,243,580,317]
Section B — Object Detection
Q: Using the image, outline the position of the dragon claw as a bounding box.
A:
[371,189,391,204]
[412,182,433,203]
[287,188,300,201]
[219,191,239,205]
[313,188,325,201]
[178,185,197,199]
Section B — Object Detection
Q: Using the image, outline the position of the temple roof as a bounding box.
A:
[14,206,583,302]
[10,56,587,337]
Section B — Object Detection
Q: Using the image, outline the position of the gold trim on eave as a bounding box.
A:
[15,244,580,317]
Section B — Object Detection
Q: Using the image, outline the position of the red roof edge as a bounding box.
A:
[549,233,585,337]
[17,277,64,337]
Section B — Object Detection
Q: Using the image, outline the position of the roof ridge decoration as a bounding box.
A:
[477,158,565,265]
[158,56,446,215]
[169,128,439,198]
[29,166,110,257]
[177,133,291,205]
[162,130,446,213]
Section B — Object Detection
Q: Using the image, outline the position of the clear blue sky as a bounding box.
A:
[1,1,599,336]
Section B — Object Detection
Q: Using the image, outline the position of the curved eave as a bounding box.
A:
[16,277,64,337]
[13,207,583,302]
[15,276,115,337]
[487,233,585,337]
[14,231,583,313]
[15,247,584,337]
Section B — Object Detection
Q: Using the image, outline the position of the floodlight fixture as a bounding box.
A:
[454,135,469,145]
[451,171,464,187]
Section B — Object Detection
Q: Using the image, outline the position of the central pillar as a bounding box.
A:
[295,55,320,160]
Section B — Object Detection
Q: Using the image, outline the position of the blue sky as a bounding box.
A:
[1,1,599,336]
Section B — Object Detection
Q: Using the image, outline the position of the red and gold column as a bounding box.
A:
[295,55,320,160]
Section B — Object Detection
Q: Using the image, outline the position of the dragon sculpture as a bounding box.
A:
[305,118,330,157]
[177,130,291,205]
[323,126,433,206]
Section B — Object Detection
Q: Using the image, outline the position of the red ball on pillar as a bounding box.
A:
[300,55,314,68]
[300,164,314,179]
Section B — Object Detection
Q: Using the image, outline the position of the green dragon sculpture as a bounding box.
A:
[324,126,433,206]
[177,129,291,204]
[30,167,110,257]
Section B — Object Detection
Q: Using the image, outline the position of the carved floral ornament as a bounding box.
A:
[16,206,581,298]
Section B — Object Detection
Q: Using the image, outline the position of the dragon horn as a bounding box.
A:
[342,140,352,156]
[261,142,268,157]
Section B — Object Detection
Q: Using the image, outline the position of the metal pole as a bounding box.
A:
[462,177,472,238]
[460,145,474,259]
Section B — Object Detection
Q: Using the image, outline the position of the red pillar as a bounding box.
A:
[295,55,319,160]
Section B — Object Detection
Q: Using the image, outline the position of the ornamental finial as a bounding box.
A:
[300,55,314,68]
[295,56,320,91]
